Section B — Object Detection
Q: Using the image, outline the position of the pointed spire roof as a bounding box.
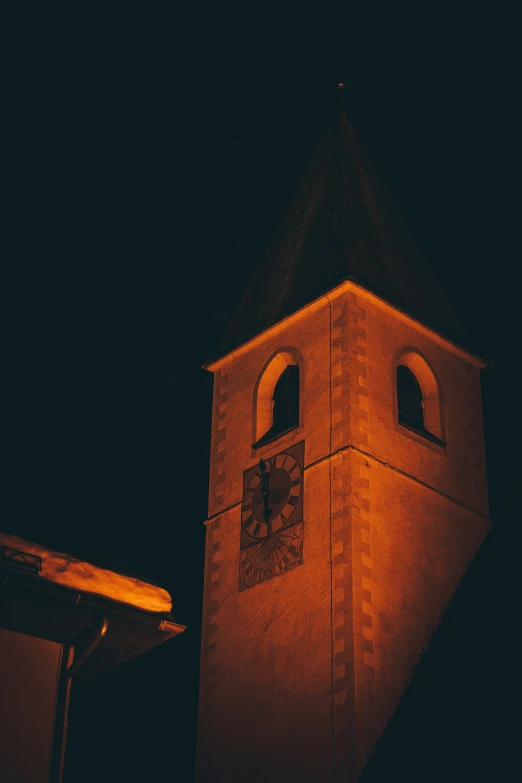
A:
[211,112,467,363]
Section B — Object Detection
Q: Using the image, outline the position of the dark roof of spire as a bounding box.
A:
[209,113,468,364]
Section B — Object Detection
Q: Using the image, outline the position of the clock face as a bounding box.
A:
[239,442,304,592]
[241,453,302,539]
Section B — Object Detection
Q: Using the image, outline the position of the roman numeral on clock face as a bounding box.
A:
[242,503,251,512]
[288,495,298,506]
[268,456,276,469]
[291,477,301,487]
[289,463,298,474]
[244,515,254,529]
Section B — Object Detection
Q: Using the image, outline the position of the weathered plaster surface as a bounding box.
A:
[197,289,490,782]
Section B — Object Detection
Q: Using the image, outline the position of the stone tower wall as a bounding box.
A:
[197,283,490,782]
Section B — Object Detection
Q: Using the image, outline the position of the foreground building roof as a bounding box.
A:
[0,533,184,675]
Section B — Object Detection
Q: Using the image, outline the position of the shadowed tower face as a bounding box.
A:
[196,112,490,783]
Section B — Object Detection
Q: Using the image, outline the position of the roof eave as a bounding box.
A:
[0,566,185,676]
[204,278,487,371]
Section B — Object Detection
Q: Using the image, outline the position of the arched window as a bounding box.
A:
[396,352,445,445]
[397,365,424,431]
[253,352,300,448]
[272,365,299,434]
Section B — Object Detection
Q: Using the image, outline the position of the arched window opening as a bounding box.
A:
[396,354,445,445]
[253,353,300,448]
[397,365,424,431]
[272,365,299,434]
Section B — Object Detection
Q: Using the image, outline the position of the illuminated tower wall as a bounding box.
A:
[196,115,490,783]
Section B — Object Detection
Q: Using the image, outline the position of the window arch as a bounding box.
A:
[396,351,444,444]
[253,351,300,448]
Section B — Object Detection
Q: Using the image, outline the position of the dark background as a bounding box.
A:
[6,6,519,781]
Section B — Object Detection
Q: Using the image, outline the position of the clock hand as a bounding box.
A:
[259,458,272,535]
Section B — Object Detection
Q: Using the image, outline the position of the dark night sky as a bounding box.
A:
[6,7,520,781]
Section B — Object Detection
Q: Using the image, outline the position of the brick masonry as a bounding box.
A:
[331,449,357,782]
[348,291,369,452]
[198,366,228,781]
[330,293,375,781]
[330,294,354,781]
[209,369,228,515]
[346,294,375,774]
[331,296,350,452]
[196,517,223,782]
[350,450,375,776]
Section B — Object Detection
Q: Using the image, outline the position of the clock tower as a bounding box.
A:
[196,109,490,782]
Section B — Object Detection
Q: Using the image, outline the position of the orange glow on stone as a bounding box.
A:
[198,278,491,782]
[0,533,172,613]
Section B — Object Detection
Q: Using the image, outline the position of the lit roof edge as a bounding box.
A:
[204,279,487,372]
[0,532,173,614]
